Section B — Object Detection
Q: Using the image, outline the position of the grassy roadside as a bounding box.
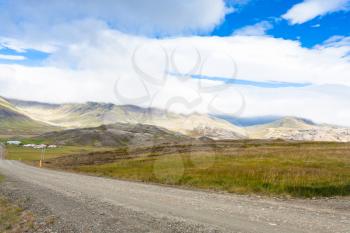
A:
[0,198,35,233]
[5,145,111,161]
[5,140,350,198]
[74,142,350,198]
[0,175,35,233]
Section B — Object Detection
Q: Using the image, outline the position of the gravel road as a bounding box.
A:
[0,160,349,233]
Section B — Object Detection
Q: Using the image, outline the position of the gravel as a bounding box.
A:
[0,160,349,233]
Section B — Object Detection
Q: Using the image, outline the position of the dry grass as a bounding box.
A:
[0,198,35,233]
[75,141,350,197]
[0,175,35,233]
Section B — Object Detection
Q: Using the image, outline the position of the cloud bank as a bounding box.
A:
[0,0,231,38]
[0,0,350,126]
[0,24,350,125]
[282,0,350,24]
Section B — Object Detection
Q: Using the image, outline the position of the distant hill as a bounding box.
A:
[247,117,350,142]
[8,98,248,140]
[0,97,59,137]
[5,97,350,142]
[258,117,315,129]
[35,123,191,147]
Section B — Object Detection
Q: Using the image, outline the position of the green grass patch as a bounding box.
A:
[5,145,110,161]
[76,142,350,197]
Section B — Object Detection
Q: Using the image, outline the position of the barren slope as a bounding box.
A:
[9,99,247,139]
[0,97,58,136]
[248,117,350,142]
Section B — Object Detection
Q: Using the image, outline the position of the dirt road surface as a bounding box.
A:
[0,160,349,233]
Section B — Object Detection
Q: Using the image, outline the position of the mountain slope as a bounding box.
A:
[9,99,247,139]
[0,97,59,136]
[248,117,350,142]
[8,98,350,142]
[35,123,191,147]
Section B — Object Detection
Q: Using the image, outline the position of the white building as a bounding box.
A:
[33,144,47,149]
[23,144,56,149]
[6,141,21,145]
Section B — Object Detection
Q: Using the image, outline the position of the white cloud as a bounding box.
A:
[0,54,26,61]
[0,0,231,41]
[321,36,350,48]
[0,25,350,125]
[0,0,349,126]
[239,84,350,126]
[233,21,273,36]
[282,0,350,24]
[0,37,58,53]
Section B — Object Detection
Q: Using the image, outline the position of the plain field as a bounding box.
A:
[5,140,350,197]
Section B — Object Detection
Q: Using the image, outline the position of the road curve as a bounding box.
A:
[0,160,349,233]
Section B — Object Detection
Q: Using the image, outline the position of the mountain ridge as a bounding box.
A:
[3,97,350,142]
[5,97,247,140]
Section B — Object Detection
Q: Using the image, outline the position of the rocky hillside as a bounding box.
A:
[35,123,191,147]
[247,117,350,142]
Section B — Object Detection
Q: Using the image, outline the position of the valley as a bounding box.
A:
[1,97,350,232]
[1,2,349,232]
[1,96,350,198]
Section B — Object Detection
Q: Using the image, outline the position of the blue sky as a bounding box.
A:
[214,0,350,48]
[0,47,49,65]
[0,0,349,125]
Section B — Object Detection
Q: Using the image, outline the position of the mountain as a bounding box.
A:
[247,117,350,142]
[5,97,350,142]
[35,123,191,147]
[0,97,58,137]
[8,99,247,140]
